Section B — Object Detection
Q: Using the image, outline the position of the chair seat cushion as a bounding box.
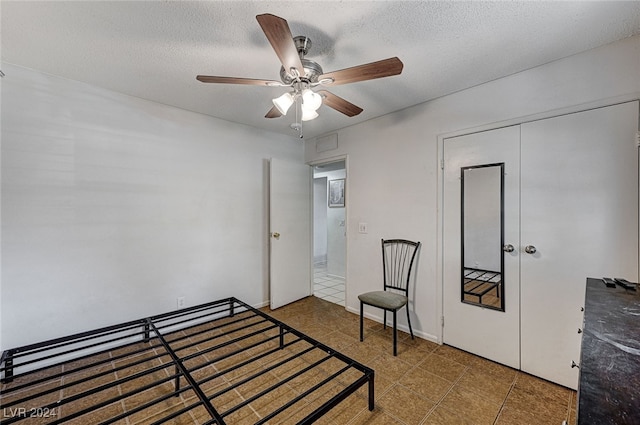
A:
[358,291,407,310]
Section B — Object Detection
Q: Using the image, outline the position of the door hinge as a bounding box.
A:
[636,131,640,147]
[441,316,444,327]
[440,159,444,170]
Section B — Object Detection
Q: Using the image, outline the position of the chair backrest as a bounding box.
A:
[382,239,421,296]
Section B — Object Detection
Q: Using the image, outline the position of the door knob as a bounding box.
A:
[271,232,280,240]
[524,245,537,254]
[502,244,515,253]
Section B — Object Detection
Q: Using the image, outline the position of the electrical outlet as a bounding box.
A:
[358,222,368,234]
[177,297,185,309]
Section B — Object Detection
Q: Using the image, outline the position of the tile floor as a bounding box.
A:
[313,264,345,306]
[1,296,577,425]
[266,296,577,425]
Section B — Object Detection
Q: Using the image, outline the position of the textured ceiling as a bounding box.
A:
[2,1,640,139]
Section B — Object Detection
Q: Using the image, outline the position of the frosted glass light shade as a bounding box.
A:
[302,89,322,111]
[301,108,319,121]
[272,92,294,115]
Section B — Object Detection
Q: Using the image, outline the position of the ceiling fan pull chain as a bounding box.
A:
[297,97,303,138]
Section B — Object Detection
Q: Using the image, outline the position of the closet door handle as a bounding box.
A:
[503,244,515,253]
[524,245,537,254]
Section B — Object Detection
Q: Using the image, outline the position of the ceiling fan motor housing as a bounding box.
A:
[279,36,323,84]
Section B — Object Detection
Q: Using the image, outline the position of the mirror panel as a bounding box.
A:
[461,163,505,311]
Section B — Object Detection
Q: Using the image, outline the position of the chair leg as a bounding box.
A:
[359,301,364,342]
[406,305,414,340]
[393,310,397,356]
[383,310,387,330]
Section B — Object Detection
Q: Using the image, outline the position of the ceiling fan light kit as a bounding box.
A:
[196,13,404,138]
[272,92,295,115]
[301,108,319,122]
[302,89,322,111]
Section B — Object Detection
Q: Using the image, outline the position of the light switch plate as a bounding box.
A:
[358,222,368,234]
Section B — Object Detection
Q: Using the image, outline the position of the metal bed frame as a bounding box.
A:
[463,268,501,304]
[0,297,374,424]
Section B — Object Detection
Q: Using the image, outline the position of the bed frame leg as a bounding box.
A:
[174,364,181,396]
[279,325,285,349]
[2,351,14,383]
[143,322,150,343]
[229,299,235,317]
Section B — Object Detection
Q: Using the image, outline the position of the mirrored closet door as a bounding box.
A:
[443,101,639,389]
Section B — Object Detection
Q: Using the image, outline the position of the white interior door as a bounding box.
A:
[443,125,521,369]
[520,101,639,389]
[269,158,312,309]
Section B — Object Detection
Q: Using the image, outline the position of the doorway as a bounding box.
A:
[313,160,346,305]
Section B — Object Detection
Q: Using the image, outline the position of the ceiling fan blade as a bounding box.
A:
[319,57,404,86]
[196,75,283,86]
[265,106,282,119]
[317,90,363,117]
[256,14,305,78]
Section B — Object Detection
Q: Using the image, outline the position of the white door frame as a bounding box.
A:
[436,96,640,345]
[308,154,349,307]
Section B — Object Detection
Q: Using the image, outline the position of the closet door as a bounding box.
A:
[520,101,639,389]
[443,126,521,369]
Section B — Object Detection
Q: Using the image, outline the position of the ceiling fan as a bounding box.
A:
[196,13,404,137]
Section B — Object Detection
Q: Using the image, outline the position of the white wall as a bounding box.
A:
[305,35,640,342]
[314,169,346,277]
[1,64,302,350]
[313,177,327,263]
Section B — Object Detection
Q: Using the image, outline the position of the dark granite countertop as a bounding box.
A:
[578,277,640,425]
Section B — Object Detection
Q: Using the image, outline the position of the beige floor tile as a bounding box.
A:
[376,383,435,425]
[418,352,467,382]
[367,352,413,382]
[423,405,473,425]
[399,366,453,403]
[495,405,569,425]
[338,344,384,366]
[401,335,440,353]
[65,402,129,425]
[319,330,359,351]
[502,385,570,423]
[350,409,405,424]
[514,372,573,404]
[433,345,477,366]
[471,356,518,384]
[455,368,513,405]
[393,342,432,365]
[1,365,63,392]
[439,385,502,425]
[360,330,404,354]
[1,381,64,423]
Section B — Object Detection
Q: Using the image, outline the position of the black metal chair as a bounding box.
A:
[359,239,421,356]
